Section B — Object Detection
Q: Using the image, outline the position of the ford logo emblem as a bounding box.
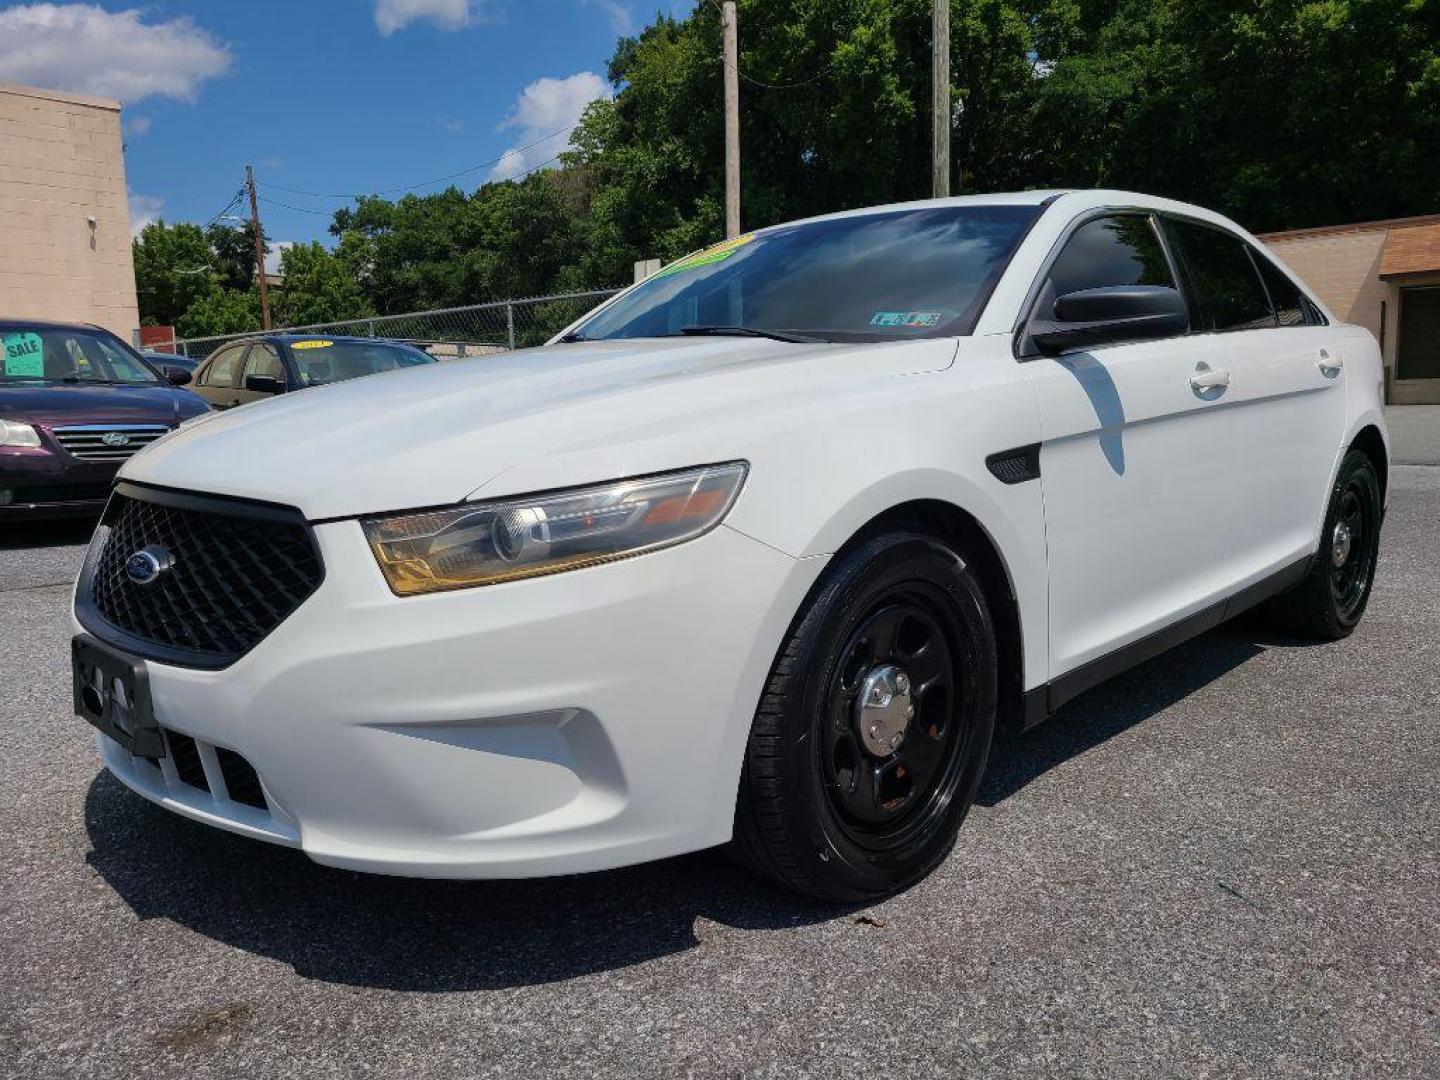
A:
[101,431,131,448]
[124,545,174,586]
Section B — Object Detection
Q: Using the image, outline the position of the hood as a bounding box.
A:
[0,382,205,426]
[123,336,956,520]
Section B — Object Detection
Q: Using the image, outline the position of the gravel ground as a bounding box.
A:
[2,471,1436,1079]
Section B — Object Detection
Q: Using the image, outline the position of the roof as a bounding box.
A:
[1379,223,1440,279]
[0,318,105,333]
[0,82,121,112]
[1255,211,1440,242]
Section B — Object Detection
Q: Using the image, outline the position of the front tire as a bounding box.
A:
[732,532,997,903]
[1265,447,1382,640]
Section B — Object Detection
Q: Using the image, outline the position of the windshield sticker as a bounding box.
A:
[655,234,756,279]
[2,332,44,377]
[869,310,944,328]
[291,340,334,350]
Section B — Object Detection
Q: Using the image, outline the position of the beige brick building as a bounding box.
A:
[0,83,139,337]
[1260,215,1440,404]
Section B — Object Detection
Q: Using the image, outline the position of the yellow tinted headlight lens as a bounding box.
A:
[361,462,748,596]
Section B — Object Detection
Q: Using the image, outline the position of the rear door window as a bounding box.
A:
[200,344,244,388]
[1250,250,1310,327]
[1167,220,1276,332]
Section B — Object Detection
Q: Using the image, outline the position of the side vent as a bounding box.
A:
[985,444,1042,485]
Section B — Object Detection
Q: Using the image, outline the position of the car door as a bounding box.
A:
[193,343,246,409]
[1021,211,1238,678]
[234,342,287,407]
[1163,217,1348,582]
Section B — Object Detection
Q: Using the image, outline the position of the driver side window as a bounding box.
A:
[1044,214,1178,314]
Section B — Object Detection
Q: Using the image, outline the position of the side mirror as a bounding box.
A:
[1029,285,1188,356]
[245,373,285,394]
[163,366,192,386]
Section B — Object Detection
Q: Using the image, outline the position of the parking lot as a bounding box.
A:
[2,459,1436,1077]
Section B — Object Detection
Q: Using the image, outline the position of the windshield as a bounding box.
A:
[571,204,1042,344]
[1,326,161,385]
[288,340,436,387]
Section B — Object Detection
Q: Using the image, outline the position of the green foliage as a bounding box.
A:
[137,0,1439,341]
[271,242,372,327]
[175,286,261,339]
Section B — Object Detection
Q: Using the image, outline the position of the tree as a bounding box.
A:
[206,221,267,292]
[175,287,261,339]
[132,220,217,327]
[271,242,372,327]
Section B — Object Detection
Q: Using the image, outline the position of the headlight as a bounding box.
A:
[361,461,748,596]
[0,419,42,448]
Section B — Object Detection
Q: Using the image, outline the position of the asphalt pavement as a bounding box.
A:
[1,470,1436,1079]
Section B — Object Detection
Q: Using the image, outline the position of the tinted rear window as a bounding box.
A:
[1167,220,1276,332]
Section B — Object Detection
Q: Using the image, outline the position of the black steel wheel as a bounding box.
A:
[1266,447,1383,640]
[732,531,997,902]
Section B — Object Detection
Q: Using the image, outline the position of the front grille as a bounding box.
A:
[83,483,323,667]
[53,424,169,462]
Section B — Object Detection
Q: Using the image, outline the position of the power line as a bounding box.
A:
[255,151,572,220]
[201,186,247,229]
[263,121,584,200]
[702,0,838,89]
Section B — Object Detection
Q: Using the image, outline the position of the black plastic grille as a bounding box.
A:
[216,747,267,809]
[88,487,322,665]
[165,730,210,792]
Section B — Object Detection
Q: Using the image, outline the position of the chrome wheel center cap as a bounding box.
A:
[856,664,914,757]
[1331,521,1353,568]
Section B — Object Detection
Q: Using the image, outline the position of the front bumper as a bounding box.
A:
[1,449,115,518]
[80,518,822,878]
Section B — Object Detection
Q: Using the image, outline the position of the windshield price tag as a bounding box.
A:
[2,332,44,377]
[292,340,334,350]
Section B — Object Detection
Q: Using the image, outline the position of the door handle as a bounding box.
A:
[1189,366,1231,394]
[1318,350,1343,378]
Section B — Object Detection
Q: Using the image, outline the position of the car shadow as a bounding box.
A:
[977,616,1320,807]
[83,773,845,992]
[83,615,1315,992]
[0,517,96,551]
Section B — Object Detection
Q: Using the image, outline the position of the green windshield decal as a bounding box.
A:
[654,233,756,279]
[2,332,43,377]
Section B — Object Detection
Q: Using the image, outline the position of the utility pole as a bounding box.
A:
[721,1,740,238]
[246,165,272,330]
[932,0,951,198]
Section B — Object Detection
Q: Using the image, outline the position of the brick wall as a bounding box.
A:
[0,83,139,337]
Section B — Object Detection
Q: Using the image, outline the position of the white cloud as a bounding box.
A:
[582,0,633,34]
[374,0,490,35]
[123,113,152,137]
[264,241,295,277]
[435,116,465,131]
[489,71,611,182]
[129,193,164,238]
[0,4,230,104]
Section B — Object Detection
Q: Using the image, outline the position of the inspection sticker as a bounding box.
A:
[655,233,756,279]
[291,340,334,350]
[2,332,44,377]
[870,311,943,328]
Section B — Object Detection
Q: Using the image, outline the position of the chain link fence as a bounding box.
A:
[163,288,623,363]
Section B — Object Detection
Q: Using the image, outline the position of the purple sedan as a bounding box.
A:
[1,320,210,519]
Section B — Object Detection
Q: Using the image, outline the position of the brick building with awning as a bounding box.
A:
[1260,214,1440,404]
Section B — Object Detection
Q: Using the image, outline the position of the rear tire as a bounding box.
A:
[1265,448,1382,640]
[731,531,997,903]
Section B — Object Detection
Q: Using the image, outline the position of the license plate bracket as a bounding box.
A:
[72,633,164,759]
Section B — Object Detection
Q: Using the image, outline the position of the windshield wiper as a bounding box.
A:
[61,376,118,385]
[678,325,819,344]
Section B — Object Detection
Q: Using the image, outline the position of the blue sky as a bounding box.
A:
[0,1,691,262]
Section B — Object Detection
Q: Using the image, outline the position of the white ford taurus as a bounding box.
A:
[72,190,1388,901]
